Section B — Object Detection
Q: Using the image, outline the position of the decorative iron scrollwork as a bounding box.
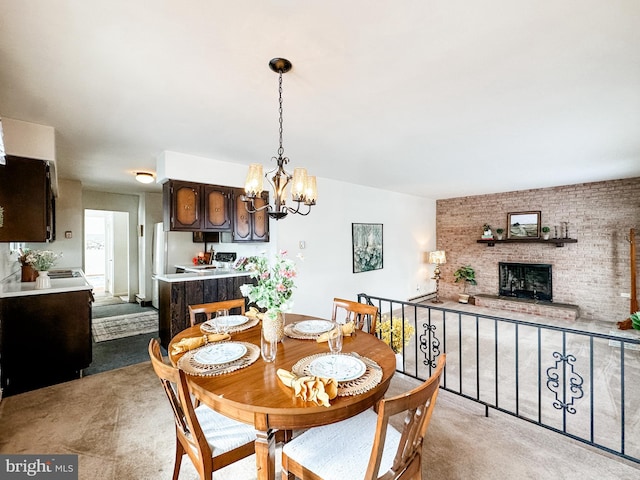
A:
[419,322,440,368]
[546,351,584,414]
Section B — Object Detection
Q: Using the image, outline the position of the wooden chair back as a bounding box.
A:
[332,297,379,334]
[188,298,246,327]
[368,354,446,480]
[148,338,213,478]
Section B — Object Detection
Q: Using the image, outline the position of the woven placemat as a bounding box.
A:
[284,323,323,340]
[199,317,260,334]
[177,342,260,377]
[291,353,382,396]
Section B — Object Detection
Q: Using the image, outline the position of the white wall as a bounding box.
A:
[112,211,129,296]
[2,117,55,161]
[140,192,163,301]
[158,151,437,319]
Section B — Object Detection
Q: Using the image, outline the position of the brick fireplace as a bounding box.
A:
[499,262,552,301]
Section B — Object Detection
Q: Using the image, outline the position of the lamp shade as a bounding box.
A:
[428,251,446,264]
[244,163,264,197]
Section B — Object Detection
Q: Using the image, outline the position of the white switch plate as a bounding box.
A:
[299,240,306,249]
[620,292,631,298]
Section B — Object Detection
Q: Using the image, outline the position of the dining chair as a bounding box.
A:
[281,354,446,480]
[147,338,256,480]
[188,298,246,327]
[332,298,379,334]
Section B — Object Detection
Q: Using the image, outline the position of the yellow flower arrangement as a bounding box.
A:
[376,315,415,354]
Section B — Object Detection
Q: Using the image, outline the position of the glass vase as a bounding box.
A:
[35,270,51,289]
[262,310,285,343]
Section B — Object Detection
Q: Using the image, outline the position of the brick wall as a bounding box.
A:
[436,177,640,322]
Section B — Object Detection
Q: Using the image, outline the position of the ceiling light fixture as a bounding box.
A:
[135,172,154,184]
[243,58,317,220]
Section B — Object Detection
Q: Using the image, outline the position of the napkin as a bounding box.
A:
[245,307,263,320]
[171,333,231,355]
[276,369,338,407]
[316,322,355,343]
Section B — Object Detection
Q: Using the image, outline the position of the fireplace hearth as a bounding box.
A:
[499,262,552,302]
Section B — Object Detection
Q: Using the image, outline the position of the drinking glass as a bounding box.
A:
[215,309,229,334]
[327,323,343,354]
[261,328,278,363]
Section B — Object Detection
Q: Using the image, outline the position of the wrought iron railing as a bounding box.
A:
[358,293,640,464]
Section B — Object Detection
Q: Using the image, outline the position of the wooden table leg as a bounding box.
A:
[255,428,277,480]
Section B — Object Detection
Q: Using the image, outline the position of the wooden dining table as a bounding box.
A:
[168,313,397,480]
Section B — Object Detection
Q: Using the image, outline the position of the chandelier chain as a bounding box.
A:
[277,71,284,158]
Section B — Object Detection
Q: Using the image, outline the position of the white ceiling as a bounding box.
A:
[1,1,639,199]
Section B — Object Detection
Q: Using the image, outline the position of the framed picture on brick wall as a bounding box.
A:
[507,211,541,238]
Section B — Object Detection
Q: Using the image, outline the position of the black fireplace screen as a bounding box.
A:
[499,262,552,301]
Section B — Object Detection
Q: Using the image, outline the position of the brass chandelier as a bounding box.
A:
[243,58,317,220]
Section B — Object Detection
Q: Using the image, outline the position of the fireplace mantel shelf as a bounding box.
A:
[477,238,578,247]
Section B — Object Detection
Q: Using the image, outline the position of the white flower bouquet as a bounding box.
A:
[26,250,59,271]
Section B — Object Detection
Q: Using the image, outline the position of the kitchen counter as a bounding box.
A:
[156,269,248,283]
[0,268,93,298]
[157,270,253,347]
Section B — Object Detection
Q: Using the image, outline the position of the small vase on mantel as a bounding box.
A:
[35,270,51,289]
[263,310,285,343]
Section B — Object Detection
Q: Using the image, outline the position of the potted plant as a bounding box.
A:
[482,224,493,239]
[453,265,477,304]
[495,228,505,240]
[375,314,416,369]
[542,226,551,240]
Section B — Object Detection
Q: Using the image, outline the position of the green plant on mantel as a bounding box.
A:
[453,265,477,294]
[496,228,504,234]
[542,226,551,233]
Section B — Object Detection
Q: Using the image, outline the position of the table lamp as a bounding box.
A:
[428,250,446,303]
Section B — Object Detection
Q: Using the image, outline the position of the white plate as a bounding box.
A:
[308,354,366,382]
[294,320,334,334]
[193,342,247,365]
[201,315,249,332]
[216,315,249,327]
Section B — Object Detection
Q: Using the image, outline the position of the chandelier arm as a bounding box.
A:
[283,201,313,216]
[243,197,272,214]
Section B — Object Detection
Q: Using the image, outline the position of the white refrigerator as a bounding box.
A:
[151,222,195,308]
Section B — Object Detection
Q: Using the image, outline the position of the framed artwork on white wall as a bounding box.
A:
[352,223,383,273]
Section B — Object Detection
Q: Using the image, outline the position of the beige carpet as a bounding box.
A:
[1,362,638,479]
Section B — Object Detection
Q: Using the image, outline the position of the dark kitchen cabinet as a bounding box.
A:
[0,289,93,396]
[232,189,270,242]
[158,274,252,348]
[163,180,232,232]
[0,155,55,242]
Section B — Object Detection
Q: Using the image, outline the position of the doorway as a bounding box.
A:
[84,209,130,303]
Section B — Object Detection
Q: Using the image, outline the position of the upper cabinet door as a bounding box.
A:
[251,193,270,242]
[231,189,270,242]
[0,156,52,242]
[202,186,232,231]
[167,181,202,231]
[232,191,252,241]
